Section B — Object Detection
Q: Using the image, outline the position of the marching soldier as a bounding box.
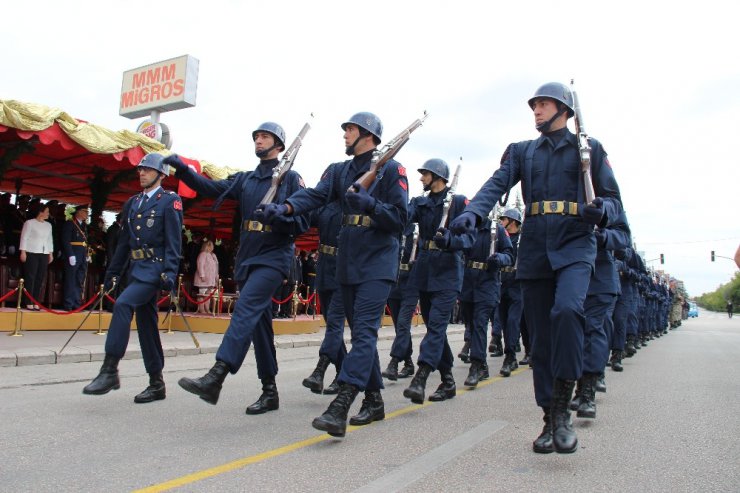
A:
[260,112,408,437]
[450,82,622,454]
[82,153,183,402]
[496,207,525,376]
[62,204,90,310]
[403,159,474,404]
[167,122,310,415]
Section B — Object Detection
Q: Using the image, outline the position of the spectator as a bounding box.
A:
[19,203,54,310]
[194,239,219,314]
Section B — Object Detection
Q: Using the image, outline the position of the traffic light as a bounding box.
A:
[660,253,664,264]
[711,251,715,262]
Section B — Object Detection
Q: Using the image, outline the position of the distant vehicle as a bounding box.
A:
[688,302,699,318]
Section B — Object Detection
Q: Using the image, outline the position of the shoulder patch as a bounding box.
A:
[173,200,183,211]
[398,179,408,191]
[605,157,612,168]
[464,198,470,206]
[397,166,407,177]
[299,177,306,188]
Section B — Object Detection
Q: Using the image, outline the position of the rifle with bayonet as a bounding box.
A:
[570,79,596,204]
[437,160,462,230]
[489,208,499,257]
[260,118,312,205]
[348,111,429,193]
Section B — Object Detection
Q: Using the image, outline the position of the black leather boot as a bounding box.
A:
[429,368,456,401]
[480,361,490,380]
[398,358,415,378]
[576,373,597,419]
[595,373,607,393]
[551,379,578,453]
[312,383,360,437]
[246,376,279,415]
[570,378,583,411]
[83,354,121,395]
[519,353,532,366]
[403,363,432,404]
[381,357,400,381]
[178,360,230,405]
[625,335,636,357]
[610,350,624,372]
[500,354,519,377]
[348,390,385,426]
[458,341,470,363]
[134,371,166,403]
[532,407,554,454]
[464,359,483,388]
[634,335,642,349]
[489,335,503,357]
[303,355,331,393]
[323,375,340,395]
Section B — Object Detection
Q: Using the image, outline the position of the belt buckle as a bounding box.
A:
[547,201,564,214]
[248,220,264,232]
[132,250,143,260]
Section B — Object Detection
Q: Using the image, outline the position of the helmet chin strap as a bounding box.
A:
[256,143,279,159]
[345,135,363,156]
[536,106,566,133]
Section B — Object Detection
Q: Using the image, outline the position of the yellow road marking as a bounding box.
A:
[134,366,529,492]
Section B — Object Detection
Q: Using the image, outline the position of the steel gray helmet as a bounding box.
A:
[341,112,383,144]
[138,153,169,175]
[501,207,522,224]
[417,158,450,182]
[527,82,574,117]
[252,122,286,150]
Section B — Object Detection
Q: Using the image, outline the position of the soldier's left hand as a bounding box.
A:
[594,228,607,248]
[345,183,376,213]
[433,228,451,249]
[579,197,605,226]
[487,253,504,270]
[160,274,174,291]
[255,203,289,224]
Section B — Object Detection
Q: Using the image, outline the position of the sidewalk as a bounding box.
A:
[0,324,465,367]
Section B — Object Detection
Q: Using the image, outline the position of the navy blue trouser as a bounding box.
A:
[584,292,617,373]
[521,261,591,408]
[63,258,87,310]
[105,279,164,374]
[318,288,347,367]
[460,300,496,362]
[389,290,418,361]
[338,280,391,391]
[216,265,282,379]
[499,282,523,356]
[417,289,458,372]
[491,306,503,338]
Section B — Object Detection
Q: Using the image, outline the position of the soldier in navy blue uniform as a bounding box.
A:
[450,82,622,454]
[82,153,183,403]
[61,204,90,310]
[612,246,636,366]
[495,207,526,375]
[302,200,347,395]
[167,122,310,415]
[570,212,630,419]
[261,112,408,437]
[403,159,474,404]
[459,215,513,388]
[382,214,419,381]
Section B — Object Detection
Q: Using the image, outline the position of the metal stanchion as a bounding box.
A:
[95,284,106,335]
[10,279,25,337]
[165,275,183,334]
[213,278,222,316]
[291,281,300,321]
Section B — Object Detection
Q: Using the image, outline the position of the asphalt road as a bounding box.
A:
[1,313,738,492]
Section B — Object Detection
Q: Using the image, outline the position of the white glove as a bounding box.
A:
[69,256,76,266]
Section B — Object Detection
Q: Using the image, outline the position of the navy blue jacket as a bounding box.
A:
[286,150,408,284]
[587,212,631,296]
[460,221,514,303]
[107,187,183,285]
[408,191,474,292]
[463,129,622,279]
[61,219,88,261]
[313,200,342,292]
[388,202,417,301]
[175,159,310,281]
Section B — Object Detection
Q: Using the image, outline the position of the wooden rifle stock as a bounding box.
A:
[349,112,429,193]
[260,120,312,205]
[570,79,596,204]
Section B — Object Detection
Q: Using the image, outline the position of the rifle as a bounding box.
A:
[260,118,313,205]
[437,159,462,230]
[348,111,429,193]
[408,224,419,263]
[489,211,498,257]
[570,79,596,204]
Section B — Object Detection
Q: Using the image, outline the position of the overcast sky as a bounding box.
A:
[3,0,738,296]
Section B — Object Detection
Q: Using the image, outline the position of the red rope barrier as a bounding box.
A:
[271,293,293,305]
[0,287,19,304]
[157,295,169,306]
[180,286,219,305]
[298,292,316,304]
[23,288,100,315]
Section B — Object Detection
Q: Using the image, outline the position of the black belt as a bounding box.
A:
[244,220,272,232]
[399,263,410,271]
[526,201,579,216]
[342,214,372,227]
[130,248,155,260]
[319,244,338,256]
[421,240,441,251]
[466,260,487,270]
[501,266,516,273]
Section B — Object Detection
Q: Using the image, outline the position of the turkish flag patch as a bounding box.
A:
[398,166,407,177]
[173,200,183,211]
[398,179,408,191]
